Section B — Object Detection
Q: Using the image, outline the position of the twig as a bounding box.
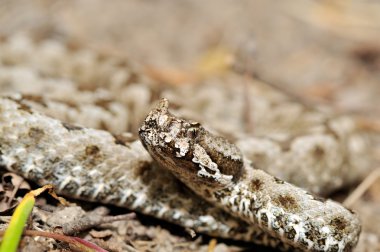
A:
[356,116,380,133]
[243,73,255,134]
[63,212,136,236]
[343,168,380,208]
[0,230,108,252]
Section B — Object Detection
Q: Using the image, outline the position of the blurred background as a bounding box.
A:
[1,0,380,113]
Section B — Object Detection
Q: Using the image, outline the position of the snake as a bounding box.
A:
[0,34,375,251]
[139,98,361,251]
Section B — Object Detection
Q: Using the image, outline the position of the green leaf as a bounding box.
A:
[0,192,35,252]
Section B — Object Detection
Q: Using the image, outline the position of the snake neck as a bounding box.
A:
[195,168,361,252]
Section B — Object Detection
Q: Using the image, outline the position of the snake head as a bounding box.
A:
[139,98,243,189]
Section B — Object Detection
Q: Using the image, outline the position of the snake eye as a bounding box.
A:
[187,127,199,139]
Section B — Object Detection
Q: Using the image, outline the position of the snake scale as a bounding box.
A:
[0,34,375,251]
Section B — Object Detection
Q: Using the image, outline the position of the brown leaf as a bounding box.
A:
[89,229,113,239]
[0,173,30,213]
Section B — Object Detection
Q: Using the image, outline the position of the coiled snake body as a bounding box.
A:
[0,95,361,251]
[0,35,374,251]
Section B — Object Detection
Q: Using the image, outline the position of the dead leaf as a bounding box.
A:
[0,173,30,213]
[196,46,235,77]
[89,229,113,239]
[144,66,196,86]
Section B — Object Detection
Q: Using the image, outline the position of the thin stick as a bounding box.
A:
[63,212,136,235]
[343,168,380,208]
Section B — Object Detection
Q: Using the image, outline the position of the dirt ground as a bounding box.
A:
[0,0,379,251]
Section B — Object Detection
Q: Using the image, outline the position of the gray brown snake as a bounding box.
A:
[0,35,375,251]
[0,94,363,251]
